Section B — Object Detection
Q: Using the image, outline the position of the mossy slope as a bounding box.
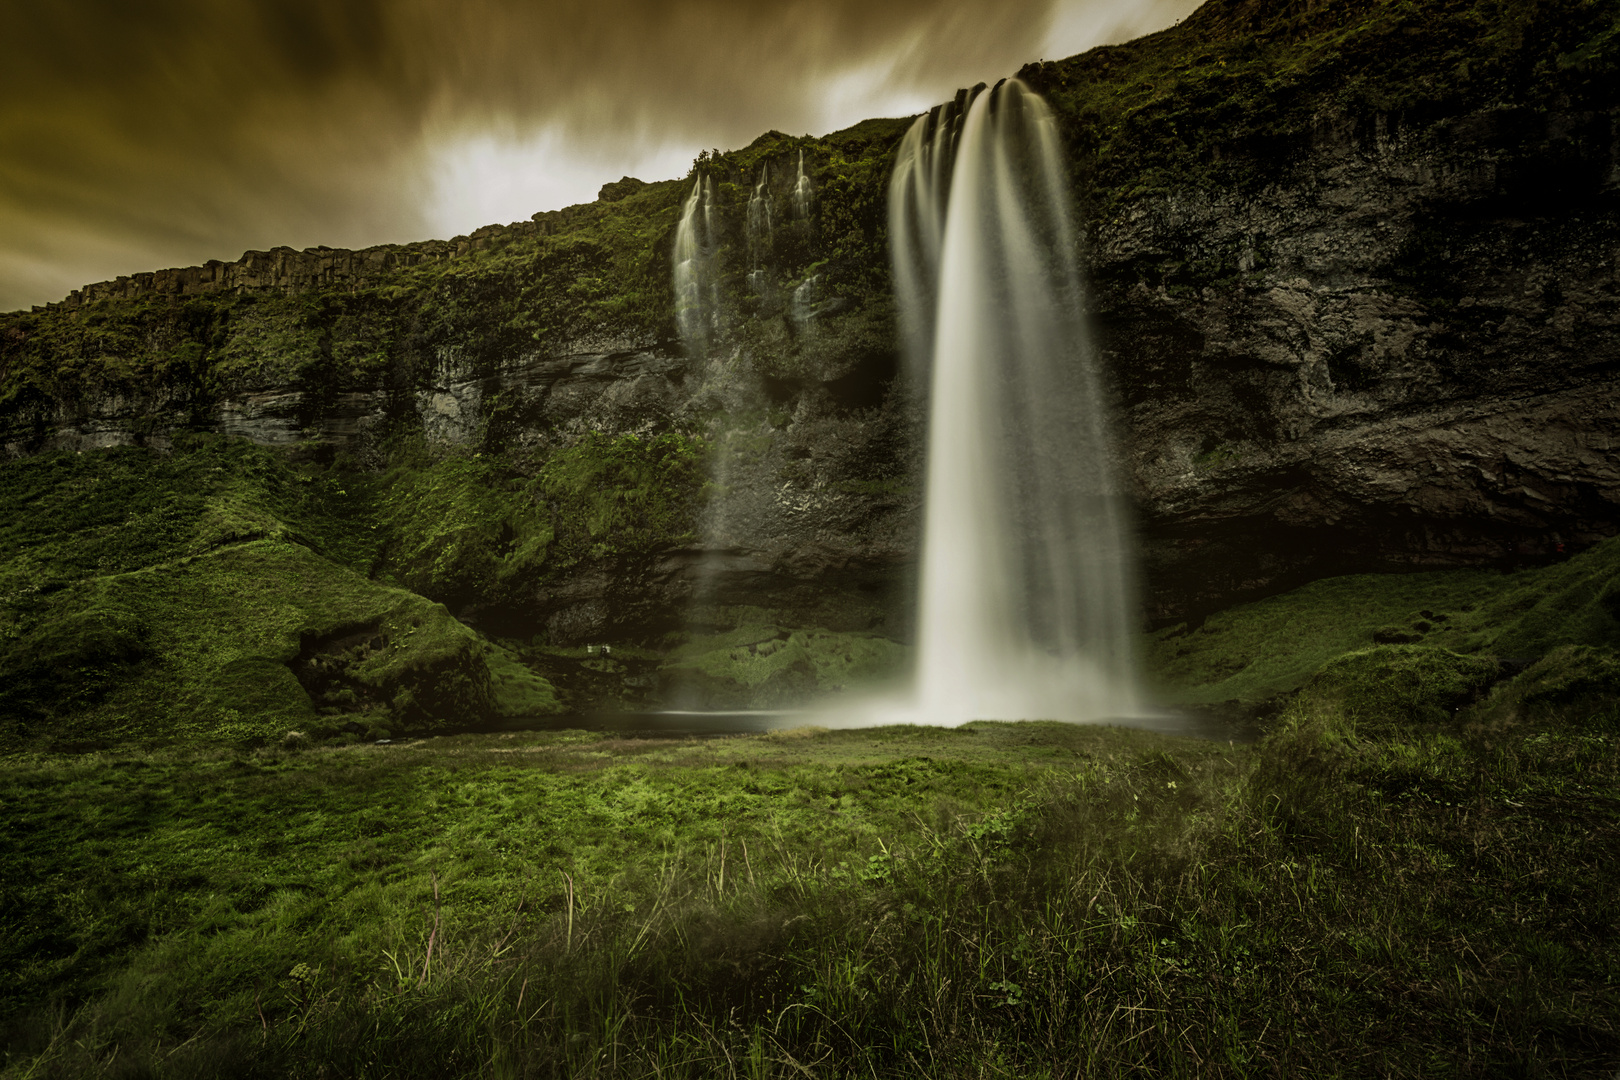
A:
[1147,534,1620,704]
[0,437,560,748]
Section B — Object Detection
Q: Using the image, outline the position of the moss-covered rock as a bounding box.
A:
[1147,535,1620,706]
[487,645,564,719]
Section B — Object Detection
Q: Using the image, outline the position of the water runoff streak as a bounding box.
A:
[673,175,719,357]
[888,79,1139,724]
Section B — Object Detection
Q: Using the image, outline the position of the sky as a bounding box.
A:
[0,0,1199,312]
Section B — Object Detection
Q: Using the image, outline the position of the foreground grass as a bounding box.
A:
[3,683,1616,1078]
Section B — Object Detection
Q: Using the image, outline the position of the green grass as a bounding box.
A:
[3,680,1615,1077]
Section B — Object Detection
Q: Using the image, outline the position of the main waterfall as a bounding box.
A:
[889,79,1140,724]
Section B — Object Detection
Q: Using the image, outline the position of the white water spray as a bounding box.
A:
[888,79,1140,725]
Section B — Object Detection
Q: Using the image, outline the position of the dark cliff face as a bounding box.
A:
[1099,103,1620,621]
[2,0,1618,637]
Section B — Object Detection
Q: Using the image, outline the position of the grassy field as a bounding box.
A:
[3,654,1616,1077]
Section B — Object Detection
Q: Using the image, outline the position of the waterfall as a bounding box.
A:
[793,150,813,219]
[747,164,773,297]
[674,175,721,355]
[673,177,707,354]
[748,163,773,262]
[888,79,1140,725]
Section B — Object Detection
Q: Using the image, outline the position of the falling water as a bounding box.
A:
[673,177,707,353]
[793,150,813,219]
[746,164,773,297]
[887,79,1139,724]
[748,163,773,259]
[791,275,819,329]
[674,175,722,355]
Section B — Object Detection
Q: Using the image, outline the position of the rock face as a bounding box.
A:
[4,0,1618,635]
[1097,106,1620,619]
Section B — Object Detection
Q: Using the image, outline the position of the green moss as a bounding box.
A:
[12,539,491,746]
[486,645,563,718]
[1476,644,1620,729]
[1144,567,1498,703]
[538,430,707,569]
[372,429,705,610]
[0,439,502,748]
[1474,540,1620,657]
[660,625,907,708]
[1297,644,1500,736]
[210,302,323,388]
[375,449,551,605]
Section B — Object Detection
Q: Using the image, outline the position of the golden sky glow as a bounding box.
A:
[0,0,1197,311]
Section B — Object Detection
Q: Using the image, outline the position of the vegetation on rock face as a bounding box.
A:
[1031,0,1620,225]
[9,0,1607,424]
[374,431,707,604]
[537,430,708,569]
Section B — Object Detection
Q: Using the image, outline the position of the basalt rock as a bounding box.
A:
[1099,105,1620,621]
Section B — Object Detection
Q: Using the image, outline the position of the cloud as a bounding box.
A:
[0,0,1193,311]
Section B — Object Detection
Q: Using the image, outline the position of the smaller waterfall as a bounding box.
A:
[673,175,721,355]
[791,274,820,330]
[703,176,721,334]
[792,150,813,219]
[747,164,774,298]
[747,163,773,261]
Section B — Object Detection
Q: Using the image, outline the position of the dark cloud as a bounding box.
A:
[0,0,1184,310]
